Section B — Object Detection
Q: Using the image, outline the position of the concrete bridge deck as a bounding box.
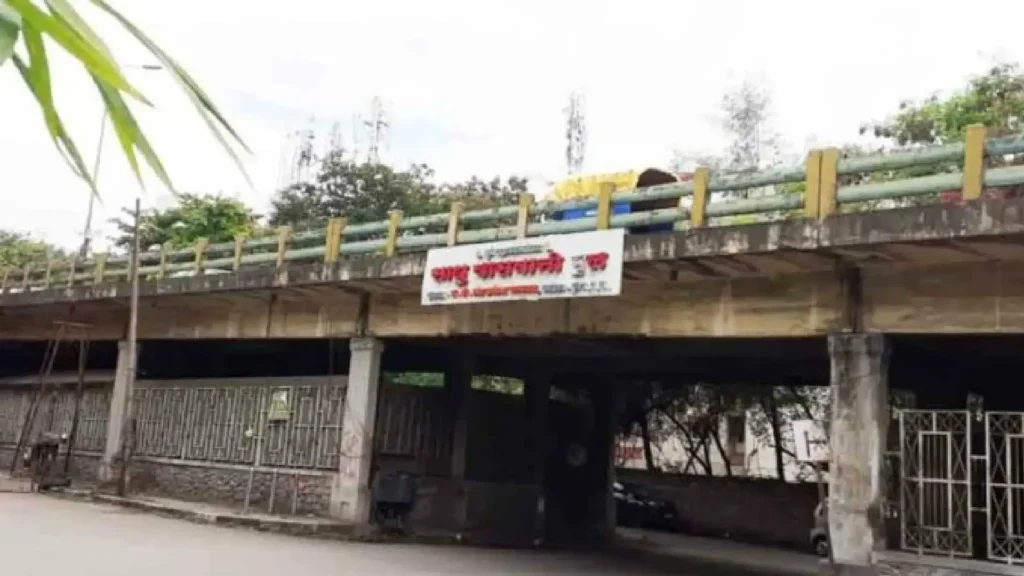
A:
[2,196,1024,341]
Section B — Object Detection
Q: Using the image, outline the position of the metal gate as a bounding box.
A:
[985,412,1024,564]
[897,410,973,557]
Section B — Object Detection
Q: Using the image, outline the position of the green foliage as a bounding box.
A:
[0,230,64,268]
[110,193,259,250]
[0,0,248,196]
[866,62,1024,145]
[269,155,529,229]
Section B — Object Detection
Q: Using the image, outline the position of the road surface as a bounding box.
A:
[1,494,800,575]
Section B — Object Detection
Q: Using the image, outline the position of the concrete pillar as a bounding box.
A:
[828,333,889,573]
[330,337,384,523]
[445,355,474,532]
[593,381,625,547]
[98,340,131,483]
[524,371,553,543]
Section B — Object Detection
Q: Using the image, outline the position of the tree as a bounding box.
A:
[270,159,439,227]
[0,230,63,268]
[0,0,248,196]
[866,62,1024,146]
[270,154,529,229]
[110,193,259,250]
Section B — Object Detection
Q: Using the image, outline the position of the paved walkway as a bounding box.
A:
[616,528,823,576]
[3,493,816,575]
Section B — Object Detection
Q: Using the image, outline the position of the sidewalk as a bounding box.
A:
[0,471,31,493]
[50,488,362,539]
[614,527,825,576]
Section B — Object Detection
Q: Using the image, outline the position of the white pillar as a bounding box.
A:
[98,340,131,483]
[828,333,889,572]
[330,337,384,523]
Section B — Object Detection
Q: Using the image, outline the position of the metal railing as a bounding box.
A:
[4,126,1024,294]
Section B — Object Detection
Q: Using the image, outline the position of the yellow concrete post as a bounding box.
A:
[93,254,107,285]
[818,148,840,218]
[690,168,710,228]
[194,239,209,273]
[20,263,31,290]
[596,183,614,230]
[157,243,169,279]
[447,202,464,246]
[275,226,292,270]
[804,150,823,218]
[234,234,247,271]
[385,210,403,257]
[325,218,346,263]
[67,257,78,288]
[43,257,54,288]
[0,268,8,293]
[963,124,987,201]
[516,194,534,239]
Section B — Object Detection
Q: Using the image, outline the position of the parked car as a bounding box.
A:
[810,500,829,557]
[613,481,680,532]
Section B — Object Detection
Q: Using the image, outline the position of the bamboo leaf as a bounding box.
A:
[88,0,253,188]
[12,26,97,199]
[43,0,111,59]
[95,79,176,193]
[6,0,148,104]
[0,1,19,66]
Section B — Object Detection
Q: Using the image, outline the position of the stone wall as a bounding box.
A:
[617,468,819,550]
[128,458,332,516]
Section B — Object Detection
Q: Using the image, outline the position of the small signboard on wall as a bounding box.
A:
[792,419,830,463]
[420,229,625,306]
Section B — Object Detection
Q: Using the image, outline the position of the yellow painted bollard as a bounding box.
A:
[93,254,107,285]
[962,124,987,201]
[325,218,346,263]
[234,234,248,271]
[385,211,403,257]
[193,239,209,273]
[275,226,292,269]
[447,203,464,246]
[818,148,840,218]
[804,150,823,218]
[689,168,710,227]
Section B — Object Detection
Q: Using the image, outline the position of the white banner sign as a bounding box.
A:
[421,229,625,306]
[792,419,831,463]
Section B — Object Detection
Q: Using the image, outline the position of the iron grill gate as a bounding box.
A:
[986,412,1024,564]
[898,410,973,557]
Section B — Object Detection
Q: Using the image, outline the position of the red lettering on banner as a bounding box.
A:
[428,250,610,287]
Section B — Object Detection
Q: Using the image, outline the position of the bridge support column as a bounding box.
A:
[98,340,132,484]
[828,333,889,574]
[524,370,552,544]
[446,354,474,533]
[330,337,384,523]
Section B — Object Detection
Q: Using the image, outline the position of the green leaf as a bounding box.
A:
[88,0,253,188]
[12,23,97,199]
[6,0,148,104]
[0,0,20,66]
[95,78,175,193]
[43,0,112,59]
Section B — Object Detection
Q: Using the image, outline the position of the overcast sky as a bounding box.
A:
[1,0,1022,250]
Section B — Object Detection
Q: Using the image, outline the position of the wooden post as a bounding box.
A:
[446,203,464,247]
[385,211,403,257]
[690,168,710,227]
[325,218,346,263]
[804,150,823,218]
[516,194,534,239]
[818,148,840,218]
[962,124,987,201]
[275,226,292,269]
[596,183,614,230]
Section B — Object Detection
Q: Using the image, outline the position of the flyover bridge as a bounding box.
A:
[3,126,1024,574]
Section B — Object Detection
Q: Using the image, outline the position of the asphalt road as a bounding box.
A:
[1,494,798,575]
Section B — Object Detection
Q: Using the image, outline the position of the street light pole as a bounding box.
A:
[78,64,163,259]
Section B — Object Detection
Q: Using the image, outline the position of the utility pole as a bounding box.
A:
[564,91,587,176]
[117,198,141,497]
